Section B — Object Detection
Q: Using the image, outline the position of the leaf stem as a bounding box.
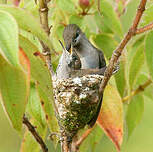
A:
[23,115,48,152]
[122,79,152,102]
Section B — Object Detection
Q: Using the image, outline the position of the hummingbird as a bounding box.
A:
[56,40,107,79]
[63,24,106,69]
[62,24,107,127]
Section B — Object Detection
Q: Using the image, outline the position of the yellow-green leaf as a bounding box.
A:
[97,85,123,152]
[92,34,117,59]
[129,45,145,90]
[0,6,54,53]
[145,31,153,81]
[0,54,29,132]
[126,94,144,137]
[19,35,59,133]
[27,83,46,128]
[99,0,123,37]
[0,10,19,66]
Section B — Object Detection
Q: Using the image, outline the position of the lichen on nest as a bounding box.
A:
[53,75,103,138]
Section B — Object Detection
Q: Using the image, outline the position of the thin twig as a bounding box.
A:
[136,22,153,34]
[97,0,103,16]
[23,115,48,152]
[39,0,54,76]
[74,127,94,151]
[115,0,131,17]
[122,79,152,102]
[114,0,120,17]
[99,0,147,95]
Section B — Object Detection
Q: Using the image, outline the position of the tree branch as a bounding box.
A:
[136,22,153,34]
[99,0,147,95]
[74,127,94,151]
[23,115,48,152]
[39,0,54,76]
[122,79,152,102]
[60,130,71,152]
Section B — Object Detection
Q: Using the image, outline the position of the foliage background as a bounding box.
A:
[1,99,153,152]
[0,0,153,152]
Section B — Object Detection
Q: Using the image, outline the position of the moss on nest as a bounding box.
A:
[53,75,103,138]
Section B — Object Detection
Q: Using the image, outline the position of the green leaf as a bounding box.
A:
[19,35,59,133]
[127,35,145,73]
[97,85,123,151]
[141,5,153,26]
[0,10,19,66]
[115,58,127,97]
[0,54,29,132]
[129,45,145,90]
[0,6,54,53]
[99,0,123,36]
[92,34,117,59]
[144,84,153,100]
[27,83,46,128]
[69,15,84,27]
[136,74,149,88]
[94,12,113,34]
[56,0,75,13]
[21,118,47,152]
[55,25,65,40]
[80,126,103,152]
[126,94,144,137]
[37,85,59,134]
[0,0,7,4]
[120,0,139,33]
[84,15,98,34]
[145,31,153,81]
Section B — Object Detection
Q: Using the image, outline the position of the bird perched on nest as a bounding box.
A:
[62,24,106,127]
[56,39,107,79]
[63,24,106,69]
[54,24,119,146]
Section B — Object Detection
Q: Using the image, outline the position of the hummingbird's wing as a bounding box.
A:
[88,94,103,127]
[87,50,106,127]
[98,50,106,69]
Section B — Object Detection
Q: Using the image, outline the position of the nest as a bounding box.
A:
[53,75,103,138]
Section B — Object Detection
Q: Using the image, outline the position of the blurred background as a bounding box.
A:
[0,94,153,152]
[0,0,153,151]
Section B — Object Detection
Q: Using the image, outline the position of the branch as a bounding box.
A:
[99,0,147,95]
[136,22,153,34]
[23,115,48,152]
[122,79,152,102]
[60,130,71,152]
[39,0,54,76]
[74,127,94,151]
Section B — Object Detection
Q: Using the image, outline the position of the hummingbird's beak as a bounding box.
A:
[69,45,73,55]
[66,44,73,55]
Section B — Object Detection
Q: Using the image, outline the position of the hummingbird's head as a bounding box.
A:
[63,24,82,53]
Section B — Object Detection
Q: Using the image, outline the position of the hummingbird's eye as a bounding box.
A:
[72,30,80,45]
[75,30,80,39]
